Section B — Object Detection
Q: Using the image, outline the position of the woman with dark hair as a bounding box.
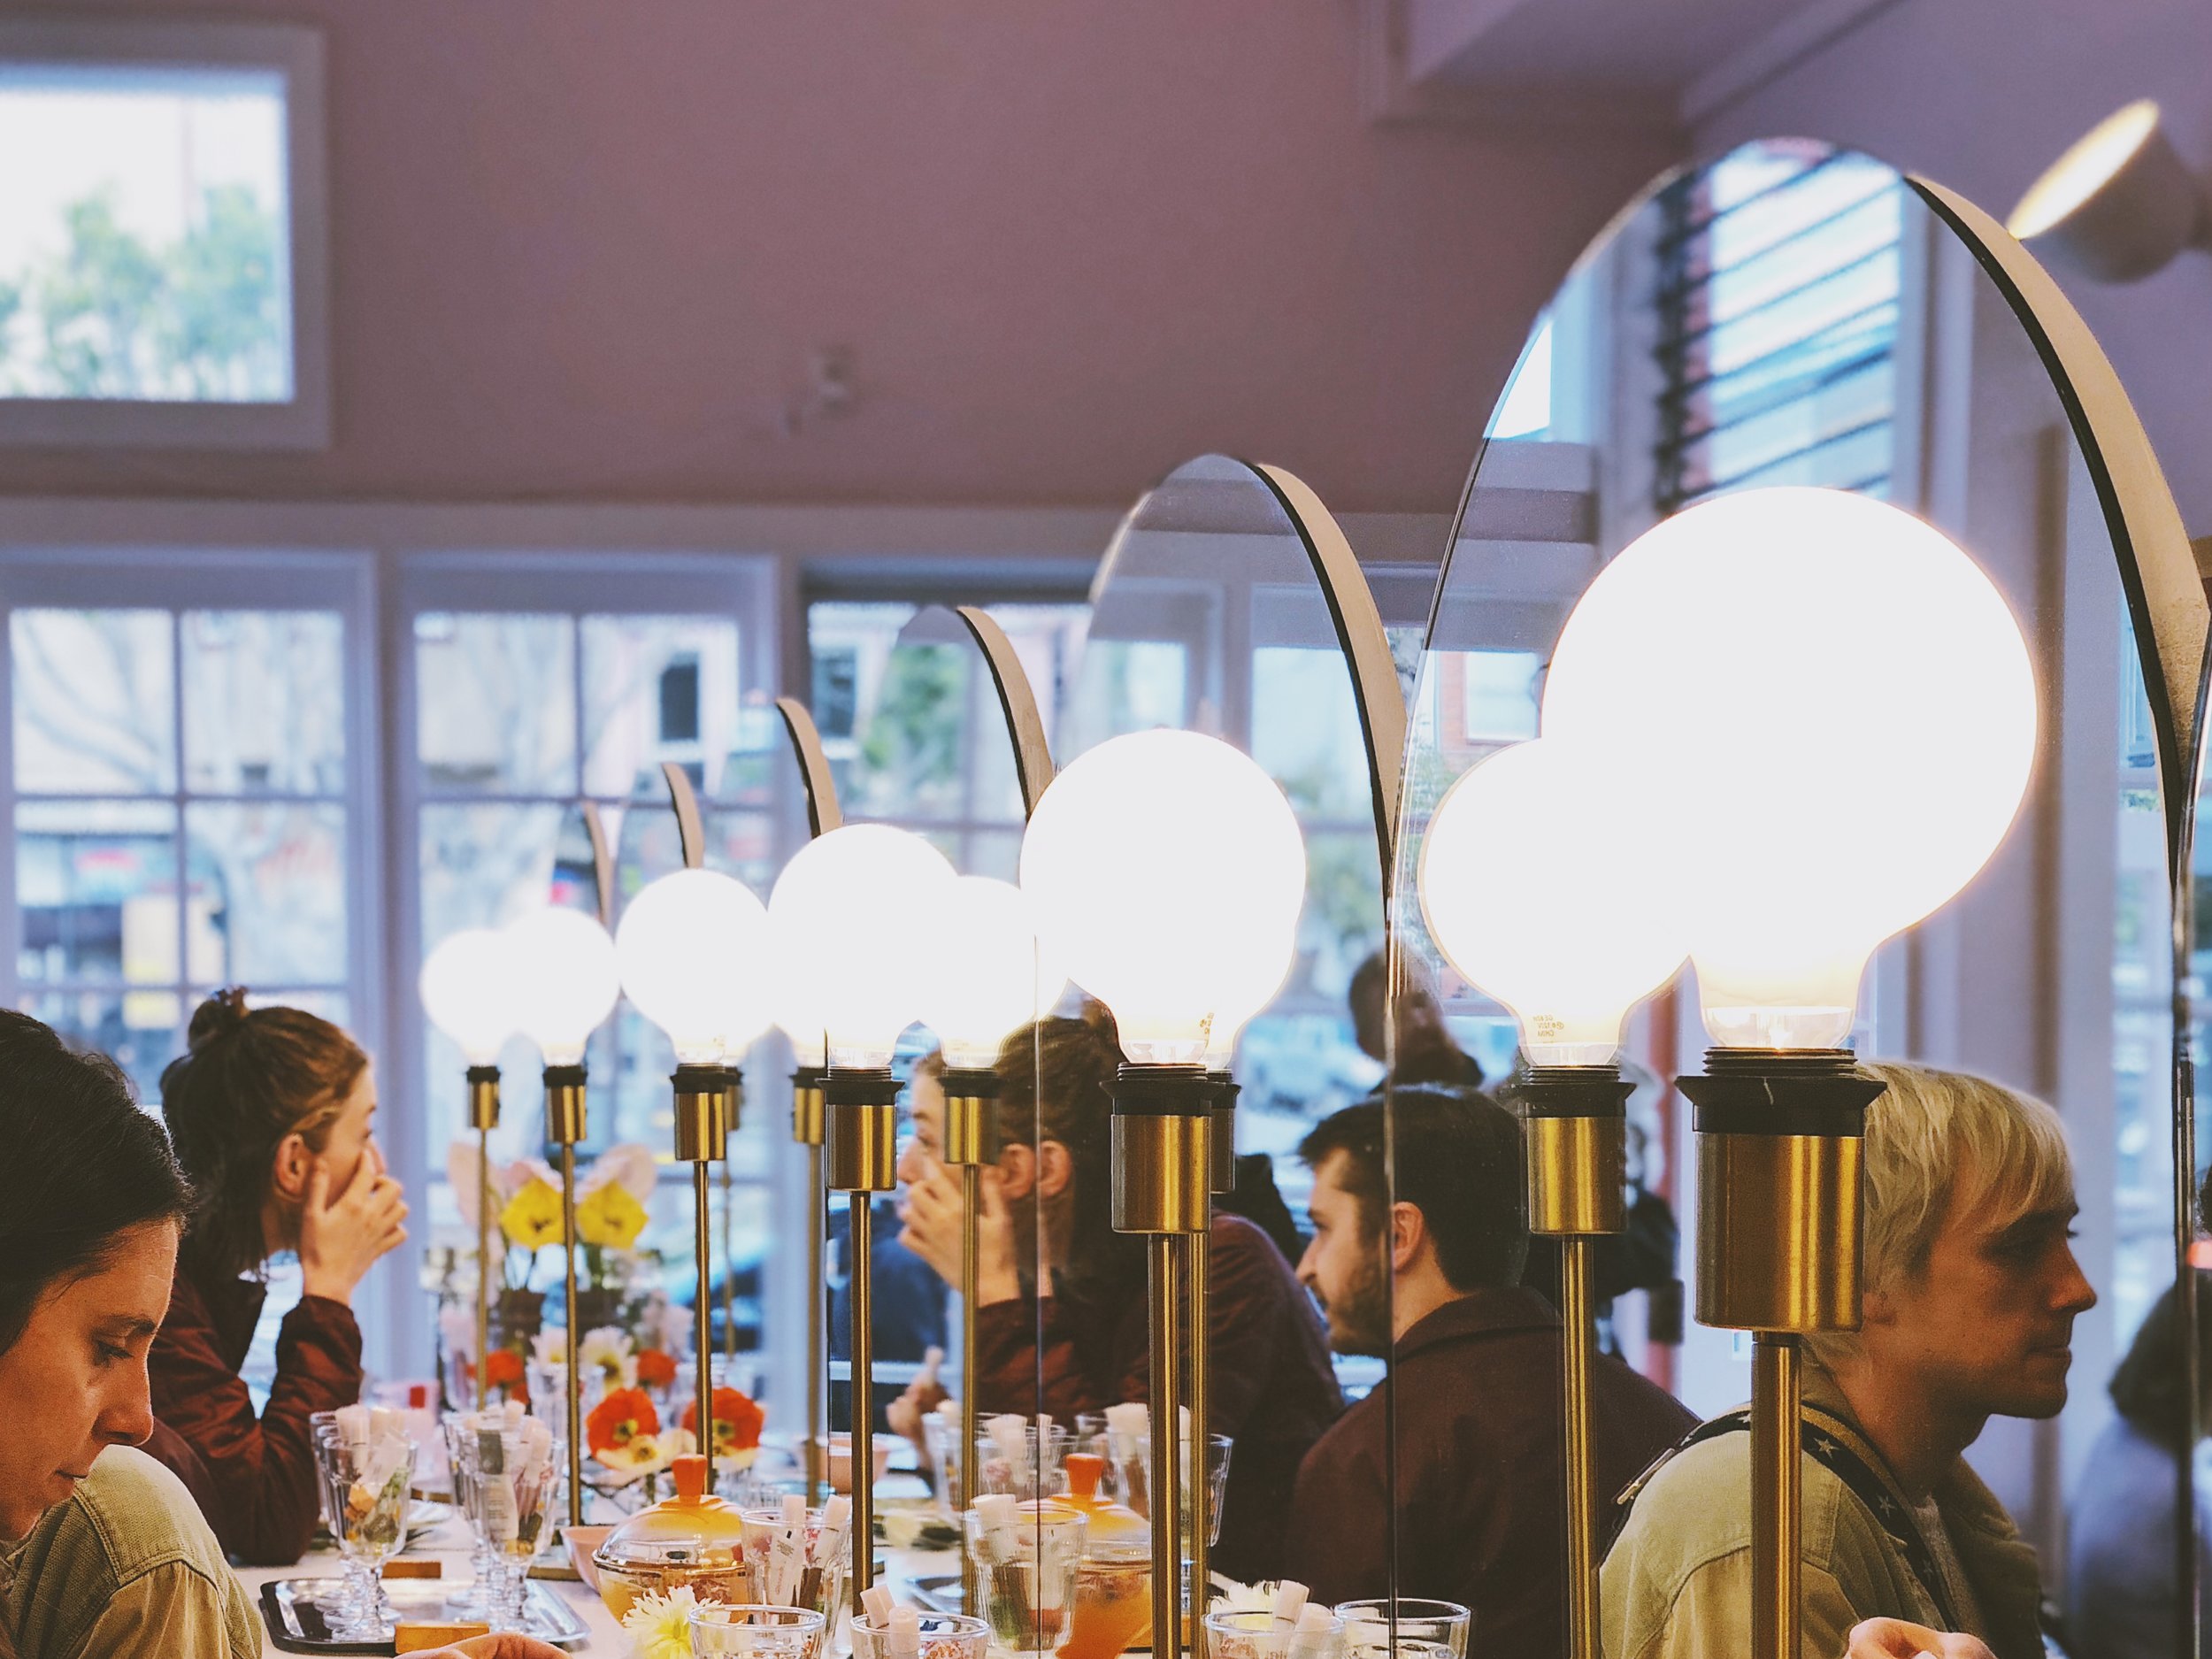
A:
[148,990,409,1565]
[2064,1274,2212,1659]
[0,1009,547,1659]
[895,1006,1342,1583]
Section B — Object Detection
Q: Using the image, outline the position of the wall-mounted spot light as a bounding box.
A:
[2009,99,2210,281]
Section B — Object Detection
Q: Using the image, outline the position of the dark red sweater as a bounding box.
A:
[973,1212,1343,1585]
[146,1256,365,1565]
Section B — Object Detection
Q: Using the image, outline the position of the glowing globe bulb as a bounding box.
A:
[1418,739,1686,1067]
[503,906,622,1066]
[615,868,772,1066]
[766,823,957,1069]
[419,927,522,1065]
[1021,728,1307,1066]
[1199,927,1296,1071]
[1541,487,2037,1048]
[915,875,1069,1069]
[773,981,830,1071]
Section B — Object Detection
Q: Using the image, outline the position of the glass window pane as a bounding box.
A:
[19,988,180,1105]
[18,798,177,983]
[0,68,292,403]
[415,614,576,794]
[1253,647,1373,821]
[419,802,566,942]
[12,609,175,793]
[183,611,345,794]
[185,803,346,984]
[580,616,741,799]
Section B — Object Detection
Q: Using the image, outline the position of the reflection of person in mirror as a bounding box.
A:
[2062,1272,2212,1659]
[142,991,408,1566]
[1281,1087,1692,1648]
[1603,1064,2093,1659]
[891,1002,1343,1584]
[1348,949,1484,1089]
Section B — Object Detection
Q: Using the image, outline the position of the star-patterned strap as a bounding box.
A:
[1605,1407,1959,1632]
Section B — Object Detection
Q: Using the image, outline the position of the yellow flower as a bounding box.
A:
[499,1177,565,1249]
[576,1179,649,1250]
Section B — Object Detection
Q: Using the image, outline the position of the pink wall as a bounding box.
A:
[4,0,1681,516]
[1696,0,2212,533]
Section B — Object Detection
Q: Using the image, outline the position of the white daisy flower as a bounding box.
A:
[620,1583,700,1659]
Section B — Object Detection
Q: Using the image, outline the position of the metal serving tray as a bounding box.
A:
[258,1576,590,1654]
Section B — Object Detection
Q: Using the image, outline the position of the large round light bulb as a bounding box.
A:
[419,927,522,1065]
[1542,487,2036,1048]
[766,823,957,1069]
[914,875,1069,1069]
[1021,728,1308,1066]
[503,906,622,1066]
[772,979,831,1070]
[615,868,772,1065]
[1418,738,1686,1066]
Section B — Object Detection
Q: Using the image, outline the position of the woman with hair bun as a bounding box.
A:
[147,990,409,1566]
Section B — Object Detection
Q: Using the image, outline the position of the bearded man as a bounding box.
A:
[1283,1087,1692,1653]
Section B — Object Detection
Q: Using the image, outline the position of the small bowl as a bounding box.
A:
[817,1433,894,1494]
[563,1525,611,1593]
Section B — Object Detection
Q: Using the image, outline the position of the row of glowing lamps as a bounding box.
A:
[424,479,2037,1283]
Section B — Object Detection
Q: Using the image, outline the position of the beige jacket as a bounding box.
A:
[1600,1374,2045,1659]
[2,1447,258,1659]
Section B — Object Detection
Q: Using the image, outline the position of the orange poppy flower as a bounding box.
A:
[634,1348,678,1389]
[682,1386,766,1455]
[483,1348,526,1390]
[588,1386,662,1455]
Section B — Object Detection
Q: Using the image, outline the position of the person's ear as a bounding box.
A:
[269,1132,314,1202]
[1389,1200,1426,1276]
[1034,1140,1074,1202]
[996,1143,1037,1202]
[1862,1284,1898,1329]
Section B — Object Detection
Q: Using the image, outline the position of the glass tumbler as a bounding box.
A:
[964,1501,1087,1655]
[688,1603,828,1659]
[973,1424,1072,1502]
[738,1505,851,1617]
[1204,1610,1348,1659]
[850,1611,991,1659]
[1116,1432,1232,1546]
[922,1410,963,1517]
[455,1419,564,1631]
[312,1423,417,1640]
[1333,1600,1471,1659]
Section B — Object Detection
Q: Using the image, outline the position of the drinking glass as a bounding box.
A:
[312,1423,417,1640]
[922,1410,963,1517]
[973,1424,1072,1502]
[455,1419,563,1630]
[738,1505,851,1617]
[1110,1432,1232,1546]
[688,1603,828,1659]
[1333,1600,1471,1659]
[964,1502,1087,1655]
[850,1611,991,1659]
[1204,1610,1348,1659]
[441,1411,493,1617]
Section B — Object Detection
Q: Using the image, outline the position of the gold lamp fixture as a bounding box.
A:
[1416,737,1687,1659]
[1537,486,2039,1659]
[1021,727,1309,1659]
[767,822,958,1609]
[504,903,624,1533]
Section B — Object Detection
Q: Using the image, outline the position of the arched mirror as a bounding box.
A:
[1390,139,2207,1658]
[1049,454,1402,1640]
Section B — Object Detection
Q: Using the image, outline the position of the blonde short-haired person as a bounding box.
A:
[1601,1064,2093,1659]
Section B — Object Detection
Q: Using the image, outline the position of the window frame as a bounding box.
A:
[0,17,331,450]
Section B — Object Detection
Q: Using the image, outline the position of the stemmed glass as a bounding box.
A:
[454,1416,562,1631]
[441,1412,493,1617]
[312,1421,417,1640]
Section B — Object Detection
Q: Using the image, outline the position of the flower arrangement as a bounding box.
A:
[621,1584,700,1659]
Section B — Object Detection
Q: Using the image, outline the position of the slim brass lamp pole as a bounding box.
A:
[826,1065,900,1607]
[1678,1050,1881,1659]
[1111,1064,1212,1659]
[1193,1071,1240,1657]
[1518,1066,1632,1659]
[939,1067,1000,1517]
[792,1066,828,1503]
[544,1064,590,1529]
[672,1063,729,1489]
[467,1066,502,1408]
[722,1074,743,1363]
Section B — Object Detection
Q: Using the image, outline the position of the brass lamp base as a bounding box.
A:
[671,1064,728,1490]
[541,1065,589,1531]
[940,1068,1000,1525]
[465,1066,501,1419]
[1678,1049,1884,1659]
[792,1067,827,1505]
[1205,1072,1239,1195]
